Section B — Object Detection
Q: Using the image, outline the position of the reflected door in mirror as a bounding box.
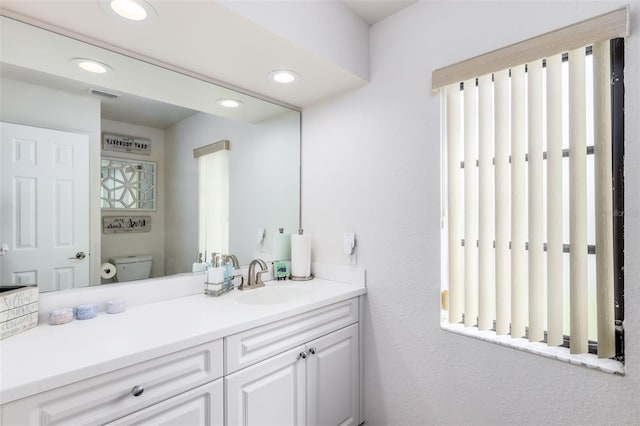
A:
[0,122,90,291]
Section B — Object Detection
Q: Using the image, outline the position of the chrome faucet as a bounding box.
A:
[241,259,268,290]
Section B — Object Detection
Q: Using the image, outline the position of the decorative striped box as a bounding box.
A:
[0,286,39,340]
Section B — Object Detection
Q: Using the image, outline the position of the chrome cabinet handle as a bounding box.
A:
[298,351,307,360]
[131,385,144,397]
[68,251,86,260]
[308,347,317,355]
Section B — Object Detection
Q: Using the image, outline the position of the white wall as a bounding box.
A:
[100,119,165,279]
[0,78,102,285]
[230,111,300,264]
[164,111,299,271]
[302,1,639,424]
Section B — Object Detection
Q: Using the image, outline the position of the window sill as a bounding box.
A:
[441,321,624,375]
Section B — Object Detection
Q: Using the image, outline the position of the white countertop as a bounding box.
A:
[0,278,365,404]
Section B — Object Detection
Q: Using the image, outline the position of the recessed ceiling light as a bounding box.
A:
[217,98,243,108]
[70,58,113,74]
[268,70,299,84]
[100,0,157,21]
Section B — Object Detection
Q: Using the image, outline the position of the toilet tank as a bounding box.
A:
[109,255,152,282]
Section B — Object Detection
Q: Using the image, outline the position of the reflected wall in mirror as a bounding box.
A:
[0,16,301,292]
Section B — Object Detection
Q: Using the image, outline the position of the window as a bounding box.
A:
[101,157,156,210]
[434,8,627,372]
[194,140,230,260]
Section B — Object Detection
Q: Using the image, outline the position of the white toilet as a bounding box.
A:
[109,255,153,282]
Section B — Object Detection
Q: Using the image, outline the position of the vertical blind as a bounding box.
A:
[195,140,230,260]
[436,8,628,359]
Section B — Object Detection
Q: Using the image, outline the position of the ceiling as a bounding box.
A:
[0,1,415,109]
[342,0,416,26]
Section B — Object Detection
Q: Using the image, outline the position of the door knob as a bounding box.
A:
[68,251,87,260]
[0,243,9,256]
[308,347,317,355]
[298,351,307,360]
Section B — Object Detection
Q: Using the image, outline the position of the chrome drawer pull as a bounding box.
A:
[308,347,317,355]
[131,385,144,397]
[298,351,307,360]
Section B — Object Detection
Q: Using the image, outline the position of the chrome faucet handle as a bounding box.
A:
[256,270,268,286]
[235,274,246,290]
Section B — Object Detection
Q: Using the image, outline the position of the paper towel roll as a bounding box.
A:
[291,232,311,278]
[100,262,116,279]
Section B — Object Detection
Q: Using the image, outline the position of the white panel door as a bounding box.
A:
[225,345,306,426]
[0,122,90,291]
[306,324,359,426]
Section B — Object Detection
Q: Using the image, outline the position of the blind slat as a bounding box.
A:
[494,69,511,335]
[569,48,589,354]
[511,65,528,338]
[446,84,464,323]
[546,54,564,346]
[527,59,545,342]
[478,74,494,331]
[464,78,479,328]
[593,40,616,358]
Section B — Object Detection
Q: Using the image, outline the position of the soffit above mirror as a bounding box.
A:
[0,0,370,108]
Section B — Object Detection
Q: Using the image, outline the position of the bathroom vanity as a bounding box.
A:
[0,278,365,426]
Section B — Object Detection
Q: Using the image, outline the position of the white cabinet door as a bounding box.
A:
[106,379,223,426]
[306,324,359,426]
[225,345,306,426]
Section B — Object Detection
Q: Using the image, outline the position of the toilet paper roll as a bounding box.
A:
[291,233,311,278]
[101,262,116,279]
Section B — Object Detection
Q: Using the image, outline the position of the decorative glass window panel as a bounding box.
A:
[101,157,156,210]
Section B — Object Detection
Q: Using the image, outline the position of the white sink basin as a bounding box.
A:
[235,286,309,305]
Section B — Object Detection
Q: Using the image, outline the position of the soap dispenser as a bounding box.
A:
[192,252,207,273]
[207,253,225,284]
[223,255,233,290]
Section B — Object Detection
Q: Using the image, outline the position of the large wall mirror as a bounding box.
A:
[0,16,300,292]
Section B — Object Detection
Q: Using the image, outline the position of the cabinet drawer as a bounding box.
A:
[105,379,223,426]
[1,340,223,426]
[225,298,358,374]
